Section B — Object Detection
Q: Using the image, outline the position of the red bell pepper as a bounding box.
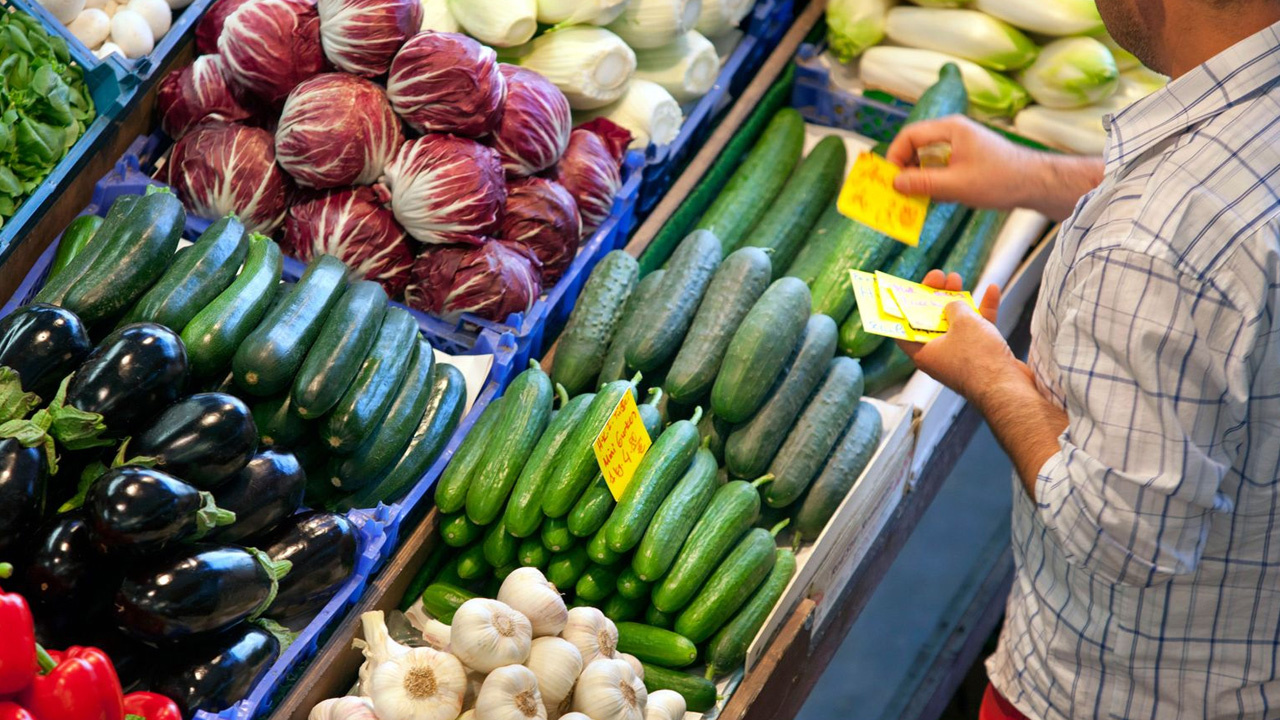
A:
[18,646,124,720]
[0,564,37,695]
[122,692,182,720]
[0,701,39,720]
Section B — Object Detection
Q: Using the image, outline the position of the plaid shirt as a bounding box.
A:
[987,22,1280,720]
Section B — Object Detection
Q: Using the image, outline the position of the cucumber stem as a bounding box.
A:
[554,383,569,409]
[644,386,664,408]
[688,406,704,426]
[750,473,774,488]
[769,518,790,537]
[705,665,717,680]
[630,371,644,386]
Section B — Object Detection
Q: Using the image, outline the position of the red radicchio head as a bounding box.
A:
[166,122,295,235]
[156,54,255,139]
[282,186,414,297]
[497,176,581,286]
[218,0,329,105]
[275,73,404,189]
[404,240,542,323]
[490,64,571,178]
[196,0,253,55]
[383,134,507,245]
[385,32,506,138]
[554,122,629,235]
[316,0,422,77]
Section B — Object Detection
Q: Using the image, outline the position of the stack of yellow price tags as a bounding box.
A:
[849,270,979,342]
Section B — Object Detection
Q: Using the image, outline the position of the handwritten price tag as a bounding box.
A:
[836,152,930,247]
[593,392,652,501]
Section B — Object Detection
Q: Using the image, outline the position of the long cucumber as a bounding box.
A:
[504,390,593,538]
[465,363,554,524]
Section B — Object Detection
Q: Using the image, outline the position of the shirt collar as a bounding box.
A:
[1103,20,1280,173]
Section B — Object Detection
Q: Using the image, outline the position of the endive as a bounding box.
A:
[695,0,753,38]
[973,0,1103,36]
[1095,31,1140,71]
[860,46,1030,118]
[1013,68,1167,154]
[579,79,684,147]
[536,0,630,26]
[448,0,538,46]
[503,26,638,110]
[1018,36,1118,109]
[607,0,702,49]
[907,0,971,5]
[884,7,1037,72]
[826,0,891,62]
[633,30,720,102]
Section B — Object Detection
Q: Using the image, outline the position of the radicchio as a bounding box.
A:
[282,186,414,297]
[498,177,580,286]
[490,64,571,178]
[554,122,629,234]
[317,0,421,77]
[219,0,328,105]
[404,241,542,323]
[275,74,404,189]
[383,134,507,245]
[156,54,254,139]
[166,122,294,234]
[386,32,506,138]
[196,0,253,55]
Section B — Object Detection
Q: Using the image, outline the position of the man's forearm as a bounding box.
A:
[972,376,1069,500]
[1021,154,1106,222]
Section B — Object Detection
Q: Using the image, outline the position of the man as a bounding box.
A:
[884,1,1280,718]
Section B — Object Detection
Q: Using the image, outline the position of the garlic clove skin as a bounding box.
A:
[557,714,592,720]
[476,664,548,720]
[450,599,534,673]
[560,607,619,666]
[498,567,569,637]
[457,711,477,720]
[309,696,378,720]
[358,611,413,697]
[643,690,686,720]
[524,636,583,717]
[618,653,644,681]
[573,658,647,720]
[370,646,467,720]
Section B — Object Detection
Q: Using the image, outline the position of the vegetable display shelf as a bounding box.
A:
[636,0,797,217]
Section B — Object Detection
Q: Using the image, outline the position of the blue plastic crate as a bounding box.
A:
[636,0,796,217]
[791,41,911,144]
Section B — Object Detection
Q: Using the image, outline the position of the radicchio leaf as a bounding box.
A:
[281,186,414,297]
[404,240,542,323]
[386,31,506,138]
[275,73,404,189]
[497,176,580,286]
[383,134,507,245]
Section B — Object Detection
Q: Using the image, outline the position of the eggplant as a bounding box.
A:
[114,544,290,641]
[85,466,236,555]
[0,436,47,553]
[22,512,118,619]
[207,450,305,544]
[256,511,358,624]
[147,623,279,716]
[133,393,258,489]
[65,323,188,438]
[0,303,91,400]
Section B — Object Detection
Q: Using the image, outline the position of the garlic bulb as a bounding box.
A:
[457,712,476,720]
[561,607,618,665]
[619,653,645,680]
[644,690,686,720]
[421,619,452,650]
[476,665,548,720]
[370,646,467,720]
[357,611,412,696]
[573,658,647,720]
[450,599,533,673]
[557,714,592,720]
[498,567,569,637]
[309,696,378,720]
[525,637,583,716]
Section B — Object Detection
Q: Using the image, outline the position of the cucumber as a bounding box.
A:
[322,308,420,453]
[341,363,467,509]
[441,512,483,547]
[641,663,718,713]
[615,566,650,600]
[598,270,666,387]
[541,516,573,553]
[795,402,883,539]
[741,136,848,278]
[942,209,1007,289]
[863,342,916,395]
[674,520,785,643]
[724,314,838,479]
[484,518,520,568]
[624,230,722,373]
[433,557,465,589]
[552,251,640,396]
[694,108,806,256]
[602,410,703,553]
[638,387,665,439]
[547,544,590,590]
[401,545,450,611]
[505,392,595,537]
[181,235,284,378]
[419,583,476,624]
[697,411,731,464]
[567,475,614,538]
[645,605,674,630]
[48,214,105,281]
[784,202,898,287]
[711,277,812,423]
[632,446,720,581]
[706,548,797,675]
[233,254,348,396]
[252,393,309,449]
[575,563,621,603]
[617,622,697,668]
[456,545,491,580]
[466,363,554,524]
[493,565,518,583]
[652,475,770,613]
[602,593,645,623]
[436,396,506,514]
[122,216,249,330]
[665,247,772,405]
[518,538,549,569]
[542,378,637,517]
[765,358,865,508]
[40,195,136,302]
[291,281,389,418]
[586,529,621,565]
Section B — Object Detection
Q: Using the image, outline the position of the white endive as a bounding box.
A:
[694,0,751,38]
[883,7,1037,72]
[634,30,720,103]
[525,637,584,717]
[450,599,533,673]
[580,79,684,148]
[369,646,467,720]
[419,0,459,32]
[607,0,701,49]
[476,665,548,720]
[1095,31,1139,71]
[643,690,686,720]
[825,0,891,63]
[972,0,1103,36]
[448,0,537,46]
[505,27,637,110]
[498,567,569,637]
[356,611,412,697]
[309,696,378,720]
[1018,37,1118,109]
[907,0,971,6]
[1012,66,1167,155]
[860,46,1030,118]
[536,0,629,26]
[561,607,619,665]
[573,658,647,720]
[618,653,645,680]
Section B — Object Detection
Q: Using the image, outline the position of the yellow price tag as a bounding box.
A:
[876,271,977,333]
[836,152,930,247]
[593,391,652,501]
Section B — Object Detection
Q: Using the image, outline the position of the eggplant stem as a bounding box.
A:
[0,366,41,425]
[245,547,293,621]
[194,491,237,537]
[252,617,299,652]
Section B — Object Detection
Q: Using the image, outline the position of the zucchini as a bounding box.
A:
[505,392,595,538]
[586,529,621,565]
[617,622,697,668]
[652,475,770,613]
[181,235,284,378]
[541,516,573,553]
[48,214,105,281]
[441,512,483,547]
[674,520,785,643]
[122,216,249,330]
[39,195,136,302]
[641,663,718,713]
[615,566,650,600]
[291,281,389,418]
[724,314,838,479]
[518,537,549,569]
[624,230,722,372]
[322,307,420,453]
[251,393,309,449]
[233,254,348,396]
[575,563,621,603]
[711,277,812,423]
[765,358,865,508]
[419,582,476,624]
[552,251,639,396]
[694,108,806,256]
[436,396,507,514]
[602,593,645,623]
[645,605,674,630]
[598,270,666,387]
[632,446,720,581]
[664,247,772,405]
[456,545,491,581]
[942,209,1007,288]
[547,545,590,590]
[602,410,703,553]
[863,342,916,396]
[567,475,613,538]
[542,378,637,517]
[484,518,520,568]
[706,548,797,675]
[795,402,883,539]
[466,363,554,524]
[741,135,848,278]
